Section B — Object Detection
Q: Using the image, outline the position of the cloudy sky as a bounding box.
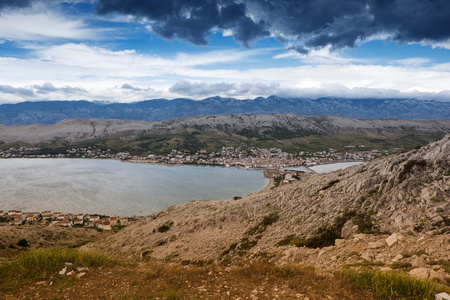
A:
[1,0,450,103]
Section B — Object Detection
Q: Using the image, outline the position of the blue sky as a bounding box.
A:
[0,0,450,103]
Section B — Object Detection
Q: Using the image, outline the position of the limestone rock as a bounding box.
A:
[430,269,446,282]
[341,221,358,239]
[411,256,426,268]
[368,240,385,249]
[392,254,403,262]
[436,292,450,300]
[361,250,374,261]
[409,268,430,279]
[353,234,367,242]
[385,233,398,247]
[334,239,346,248]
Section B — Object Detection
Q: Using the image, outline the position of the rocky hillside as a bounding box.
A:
[1,96,449,125]
[0,114,449,144]
[85,135,450,274]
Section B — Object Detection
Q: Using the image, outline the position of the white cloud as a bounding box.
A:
[420,39,450,50]
[0,42,450,103]
[391,57,433,67]
[0,9,99,41]
[274,45,362,65]
[168,80,450,102]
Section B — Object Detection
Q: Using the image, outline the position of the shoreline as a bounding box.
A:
[261,177,275,192]
[0,156,366,172]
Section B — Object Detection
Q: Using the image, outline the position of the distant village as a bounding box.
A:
[0,144,389,169]
[0,209,130,233]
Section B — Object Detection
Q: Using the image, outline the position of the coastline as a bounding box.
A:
[261,177,275,192]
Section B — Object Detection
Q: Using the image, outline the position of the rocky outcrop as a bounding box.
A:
[85,135,450,269]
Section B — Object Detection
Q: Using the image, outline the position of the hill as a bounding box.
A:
[84,135,450,273]
[0,96,449,125]
[0,114,449,153]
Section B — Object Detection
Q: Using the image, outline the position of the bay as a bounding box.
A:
[0,159,268,217]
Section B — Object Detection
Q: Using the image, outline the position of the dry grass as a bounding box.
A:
[4,249,447,300]
[0,251,375,299]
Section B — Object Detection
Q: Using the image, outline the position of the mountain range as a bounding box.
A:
[0,96,449,125]
[1,115,449,153]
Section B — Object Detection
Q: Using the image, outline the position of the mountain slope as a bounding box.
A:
[0,114,449,144]
[0,96,449,125]
[85,135,450,267]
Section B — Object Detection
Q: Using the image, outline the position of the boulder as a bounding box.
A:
[361,250,374,261]
[353,234,367,242]
[385,233,398,247]
[430,269,446,282]
[435,292,450,300]
[368,240,385,249]
[392,254,403,262]
[409,268,430,280]
[334,239,346,248]
[341,221,358,239]
[411,255,426,268]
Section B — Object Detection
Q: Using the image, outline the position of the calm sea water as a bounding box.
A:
[0,159,268,217]
[310,162,365,173]
[285,162,364,173]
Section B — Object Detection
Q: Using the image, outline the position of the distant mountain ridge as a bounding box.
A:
[0,114,449,144]
[0,96,449,125]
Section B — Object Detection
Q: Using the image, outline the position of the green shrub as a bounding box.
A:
[366,189,378,197]
[246,213,279,236]
[431,197,441,203]
[390,262,412,269]
[277,224,341,249]
[157,221,173,233]
[277,210,357,249]
[319,179,340,191]
[17,239,29,247]
[239,238,258,250]
[427,259,450,273]
[353,212,374,234]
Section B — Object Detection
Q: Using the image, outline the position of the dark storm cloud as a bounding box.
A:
[95,0,268,46]
[95,0,450,52]
[4,0,450,52]
[0,0,33,11]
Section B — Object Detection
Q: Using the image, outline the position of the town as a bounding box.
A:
[0,209,130,233]
[0,144,388,169]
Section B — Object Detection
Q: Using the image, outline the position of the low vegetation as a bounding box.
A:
[157,221,174,233]
[428,259,450,274]
[0,248,115,291]
[0,253,376,299]
[341,268,450,300]
[3,250,449,300]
